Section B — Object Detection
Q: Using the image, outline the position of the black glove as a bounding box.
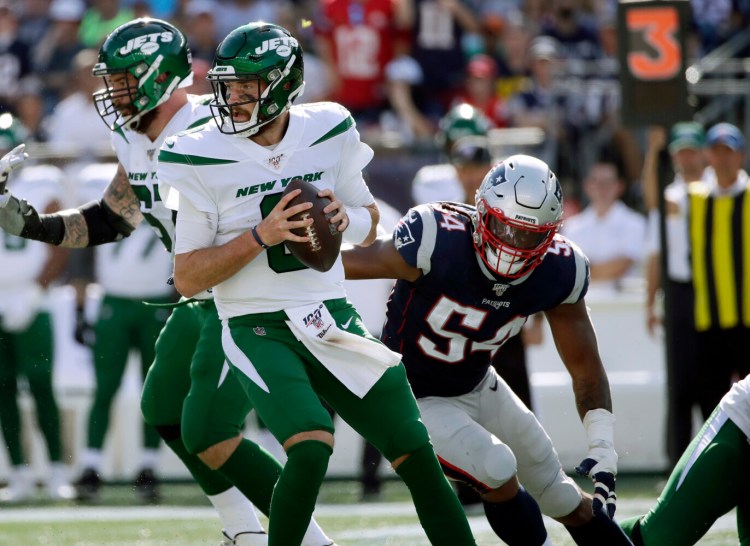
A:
[575,458,617,519]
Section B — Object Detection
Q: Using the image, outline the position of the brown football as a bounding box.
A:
[282,179,342,272]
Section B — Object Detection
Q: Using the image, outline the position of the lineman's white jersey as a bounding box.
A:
[159,102,376,319]
[411,163,464,205]
[0,165,64,330]
[720,374,750,439]
[77,163,174,299]
[111,94,213,254]
[0,165,64,286]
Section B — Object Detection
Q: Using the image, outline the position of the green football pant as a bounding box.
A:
[86,294,171,450]
[141,299,254,496]
[0,312,62,465]
[224,298,475,545]
[224,299,430,458]
[620,406,750,545]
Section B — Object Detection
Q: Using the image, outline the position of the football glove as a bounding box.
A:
[575,408,618,519]
[0,191,41,237]
[0,144,27,197]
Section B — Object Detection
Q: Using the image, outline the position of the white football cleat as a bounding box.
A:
[220,530,268,546]
[0,465,36,503]
[46,462,75,500]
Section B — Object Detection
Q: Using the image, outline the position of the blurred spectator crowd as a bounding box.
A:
[1,0,750,249]
[2,0,750,499]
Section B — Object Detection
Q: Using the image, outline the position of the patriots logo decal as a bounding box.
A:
[487,163,507,189]
[554,180,563,203]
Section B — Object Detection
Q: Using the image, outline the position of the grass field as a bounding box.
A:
[0,477,738,545]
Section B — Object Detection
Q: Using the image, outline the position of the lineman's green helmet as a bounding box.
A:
[437,103,492,156]
[207,22,304,137]
[92,18,192,130]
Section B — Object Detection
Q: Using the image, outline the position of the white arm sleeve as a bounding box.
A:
[334,126,376,207]
[174,193,218,255]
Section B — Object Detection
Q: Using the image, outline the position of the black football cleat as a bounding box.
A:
[133,468,160,504]
[74,468,101,502]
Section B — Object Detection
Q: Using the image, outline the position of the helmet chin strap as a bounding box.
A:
[225,53,299,138]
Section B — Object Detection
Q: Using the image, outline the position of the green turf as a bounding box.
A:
[0,478,739,545]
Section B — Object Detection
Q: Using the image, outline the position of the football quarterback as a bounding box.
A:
[162,20,477,546]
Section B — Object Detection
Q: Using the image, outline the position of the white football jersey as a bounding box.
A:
[411,163,464,205]
[0,165,64,287]
[112,94,214,254]
[77,163,174,299]
[159,102,376,319]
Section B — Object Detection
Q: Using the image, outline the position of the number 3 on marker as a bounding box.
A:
[627,7,681,81]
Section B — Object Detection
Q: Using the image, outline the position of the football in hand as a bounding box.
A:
[282,179,342,272]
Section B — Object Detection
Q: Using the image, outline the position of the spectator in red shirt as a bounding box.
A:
[456,54,508,128]
[315,0,412,129]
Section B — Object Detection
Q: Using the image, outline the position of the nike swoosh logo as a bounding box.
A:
[166,141,175,149]
[489,376,499,391]
[340,317,353,330]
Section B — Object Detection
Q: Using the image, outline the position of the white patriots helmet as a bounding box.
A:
[473,154,563,279]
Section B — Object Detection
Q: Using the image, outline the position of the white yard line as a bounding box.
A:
[0,500,737,538]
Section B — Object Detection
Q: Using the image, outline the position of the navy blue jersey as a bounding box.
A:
[383,202,589,398]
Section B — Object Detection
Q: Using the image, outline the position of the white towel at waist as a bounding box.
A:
[285,302,401,399]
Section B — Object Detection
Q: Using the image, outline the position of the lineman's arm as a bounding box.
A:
[546,297,619,517]
[36,200,70,287]
[341,234,421,281]
[173,189,312,297]
[544,298,612,417]
[0,162,139,248]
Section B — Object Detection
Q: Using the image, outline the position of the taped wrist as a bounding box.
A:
[342,206,372,244]
[18,204,65,245]
[582,408,616,449]
[78,199,135,246]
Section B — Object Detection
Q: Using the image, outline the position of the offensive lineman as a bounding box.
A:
[0,18,333,546]
[160,21,476,546]
[619,373,750,545]
[342,156,634,545]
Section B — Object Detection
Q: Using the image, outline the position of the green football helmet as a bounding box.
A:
[207,22,305,137]
[0,113,27,154]
[92,18,193,131]
[437,103,493,157]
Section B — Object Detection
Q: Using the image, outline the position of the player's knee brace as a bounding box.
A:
[383,419,431,461]
[153,423,182,443]
[483,442,518,488]
[535,470,583,518]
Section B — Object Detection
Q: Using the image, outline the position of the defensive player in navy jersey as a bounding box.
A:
[343,155,633,546]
